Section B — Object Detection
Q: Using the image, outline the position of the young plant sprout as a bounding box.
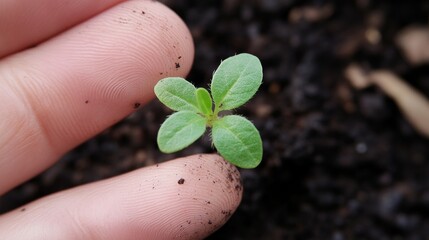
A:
[154,53,263,168]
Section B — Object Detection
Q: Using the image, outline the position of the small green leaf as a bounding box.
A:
[157,111,206,153]
[211,53,263,110]
[154,77,199,112]
[196,88,213,115]
[212,115,262,168]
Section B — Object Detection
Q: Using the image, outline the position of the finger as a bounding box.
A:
[0,0,127,57]
[0,155,242,240]
[0,0,194,194]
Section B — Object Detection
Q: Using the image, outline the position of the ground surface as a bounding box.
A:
[2,1,429,239]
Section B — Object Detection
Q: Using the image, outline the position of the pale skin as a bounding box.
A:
[0,0,242,239]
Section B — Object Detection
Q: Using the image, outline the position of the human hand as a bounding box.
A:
[0,1,242,239]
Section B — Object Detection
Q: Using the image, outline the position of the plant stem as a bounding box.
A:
[206,105,221,127]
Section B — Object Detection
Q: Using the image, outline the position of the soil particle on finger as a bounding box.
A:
[221,210,233,221]
[227,173,234,182]
[178,178,185,184]
[133,102,141,109]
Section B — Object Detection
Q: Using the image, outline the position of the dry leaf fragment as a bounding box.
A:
[345,64,372,89]
[370,71,429,137]
[289,5,334,23]
[396,26,429,65]
[365,28,381,45]
[345,63,429,138]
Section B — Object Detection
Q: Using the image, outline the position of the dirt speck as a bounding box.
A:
[142,11,146,15]
[175,62,181,69]
[227,173,234,182]
[178,178,185,184]
[134,102,141,109]
[85,100,89,104]
[20,208,26,212]
[221,210,232,220]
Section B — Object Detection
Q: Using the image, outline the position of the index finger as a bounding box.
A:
[0,0,194,194]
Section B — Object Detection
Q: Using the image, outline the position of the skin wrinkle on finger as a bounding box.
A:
[0,74,56,191]
[0,155,243,240]
[0,0,194,194]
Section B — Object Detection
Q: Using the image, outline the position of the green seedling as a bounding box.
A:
[154,53,263,168]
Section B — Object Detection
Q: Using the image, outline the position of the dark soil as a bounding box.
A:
[2,1,429,239]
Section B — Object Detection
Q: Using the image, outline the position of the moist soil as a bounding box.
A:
[2,1,429,239]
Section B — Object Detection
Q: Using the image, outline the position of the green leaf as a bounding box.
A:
[195,88,213,115]
[154,77,199,112]
[212,115,262,168]
[211,53,263,110]
[157,111,206,153]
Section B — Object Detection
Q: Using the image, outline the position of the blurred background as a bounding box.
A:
[2,0,429,239]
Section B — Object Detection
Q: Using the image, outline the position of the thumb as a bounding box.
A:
[0,154,243,240]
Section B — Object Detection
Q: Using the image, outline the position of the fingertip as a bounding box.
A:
[35,0,195,146]
[160,154,243,238]
[122,154,243,239]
